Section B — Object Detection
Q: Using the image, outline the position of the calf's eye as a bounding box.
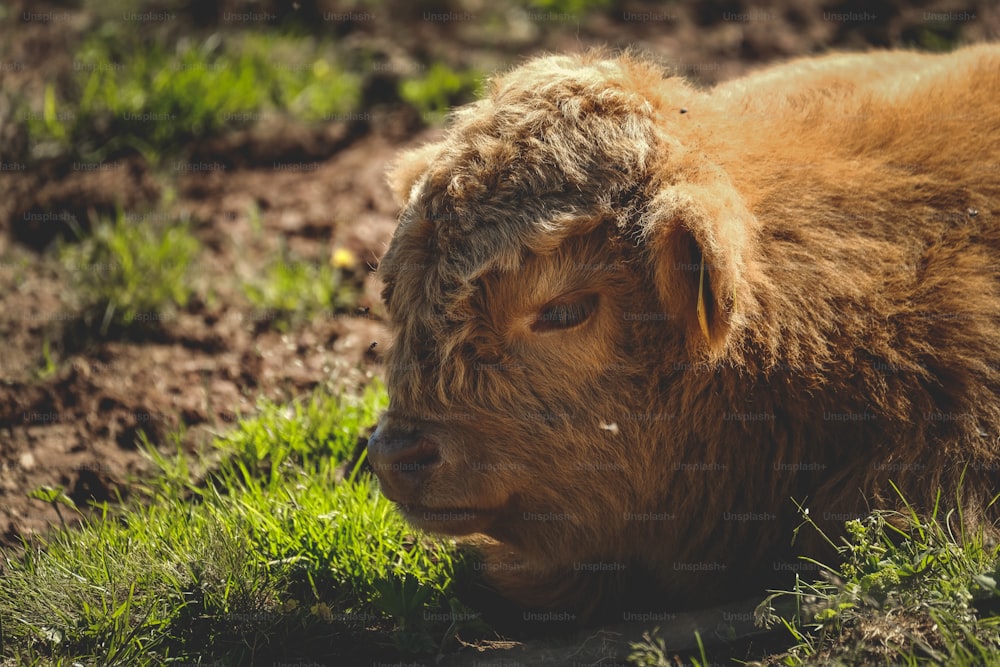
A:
[532,293,599,332]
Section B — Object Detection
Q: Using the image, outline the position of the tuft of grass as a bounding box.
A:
[26,486,79,531]
[59,211,200,335]
[627,627,712,667]
[628,491,1000,667]
[0,381,478,664]
[400,63,482,124]
[628,627,672,667]
[528,0,614,15]
[753,494,1000,666]
[23,28,361,163]
[35,338,59,380]
[242,245,357,331]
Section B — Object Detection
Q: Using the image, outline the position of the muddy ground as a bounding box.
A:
[0,0,997,622]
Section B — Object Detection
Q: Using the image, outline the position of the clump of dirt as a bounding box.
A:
[7,157,161,250]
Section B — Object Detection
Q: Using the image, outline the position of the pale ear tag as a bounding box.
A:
[696,255,711,343]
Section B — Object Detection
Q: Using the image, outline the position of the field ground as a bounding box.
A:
[1,0,999,665]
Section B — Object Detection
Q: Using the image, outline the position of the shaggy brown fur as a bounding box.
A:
[369,45,1000,619]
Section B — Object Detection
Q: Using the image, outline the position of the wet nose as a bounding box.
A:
[366,421,441,503]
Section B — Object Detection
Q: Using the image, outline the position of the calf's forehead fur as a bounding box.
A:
[379,54,687,334]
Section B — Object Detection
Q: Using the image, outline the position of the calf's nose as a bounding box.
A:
[366,421,440,503]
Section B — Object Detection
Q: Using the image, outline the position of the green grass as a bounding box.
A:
[14,14,486,160]
[23,27,361,163]
[59,211,200,335]
[0,382,480,665]
[242,245,358,331]
[629,629,710,667]
[527,0,614,14]
[399,62,483,124]
[626,492,1000,666]
[752,494,1000,666]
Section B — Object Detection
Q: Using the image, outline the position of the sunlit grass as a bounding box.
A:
[23,27,361,163]
[242,244,358,331]
[750,493,1000,666]
[58,211,199,335]
[399,62,482,124]
[627,497,1000,666]
[528,0,613,14]
[0,382,480,665]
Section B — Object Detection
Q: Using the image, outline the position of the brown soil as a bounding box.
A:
[0,126,407,545]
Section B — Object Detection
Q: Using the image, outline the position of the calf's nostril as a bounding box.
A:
[392,441,441,473]
[367,429,441,477]
[366,431,441,504]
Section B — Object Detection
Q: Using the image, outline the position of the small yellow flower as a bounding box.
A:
[331,247,356,269]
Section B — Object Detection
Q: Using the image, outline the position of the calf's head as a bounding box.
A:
[368,53,757,560]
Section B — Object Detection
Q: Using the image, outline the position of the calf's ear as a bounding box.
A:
[640,172,755,359]
[387,141,445,206]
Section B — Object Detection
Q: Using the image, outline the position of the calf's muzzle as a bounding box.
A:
[366,421,441,503]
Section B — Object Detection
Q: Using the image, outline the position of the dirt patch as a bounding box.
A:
[0,129,402,545]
